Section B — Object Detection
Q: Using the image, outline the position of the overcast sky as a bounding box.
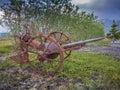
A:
[71,0,120,20]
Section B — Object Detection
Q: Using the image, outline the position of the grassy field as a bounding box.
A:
[0,38,120,89]
[60,52,120,89]
[0,39,13,53]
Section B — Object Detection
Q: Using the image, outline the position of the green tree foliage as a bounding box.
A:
[0,0,104,40]
[107,20,120,41]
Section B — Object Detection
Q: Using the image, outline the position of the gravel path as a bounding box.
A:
[78,46,120,60]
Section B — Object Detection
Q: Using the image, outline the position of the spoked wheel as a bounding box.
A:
[22,33,65,75]
[48,32,72,59]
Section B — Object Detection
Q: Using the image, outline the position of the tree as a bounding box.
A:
[0,0,104,40]
[0,0,77,33]
[107,20,120,42]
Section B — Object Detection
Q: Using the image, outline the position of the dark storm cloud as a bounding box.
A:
[77,0,120,20]
[78,0,120,10]
[105,0,120,9]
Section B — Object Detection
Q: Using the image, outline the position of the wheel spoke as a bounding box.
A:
[57,33,63,43]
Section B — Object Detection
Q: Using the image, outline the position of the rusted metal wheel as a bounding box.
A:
[14,33,65,75]
[48,32,72,59]
[11,31,71,75]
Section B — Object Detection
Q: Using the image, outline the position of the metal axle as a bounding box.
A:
[63,37,105,48]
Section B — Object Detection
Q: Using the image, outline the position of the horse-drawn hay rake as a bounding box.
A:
[11,30,107,75]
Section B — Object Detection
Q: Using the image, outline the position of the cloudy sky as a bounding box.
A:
[71,0,120,20]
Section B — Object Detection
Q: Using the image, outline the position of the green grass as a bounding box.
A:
[57,52,120,89]
[0,39,120,89]
[0,58,19,69]
[0,39,13,53]
[1,52,120,89]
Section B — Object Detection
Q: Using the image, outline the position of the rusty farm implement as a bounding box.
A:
[11,30,107,75]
